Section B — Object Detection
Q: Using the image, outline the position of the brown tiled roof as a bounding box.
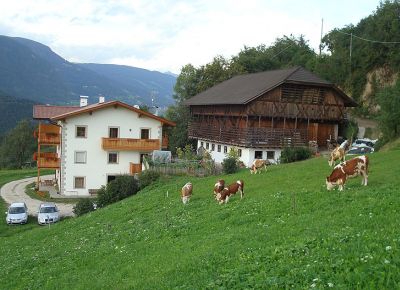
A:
[33,105,80,120]
[184,66,357,107]
[51,101,176,126]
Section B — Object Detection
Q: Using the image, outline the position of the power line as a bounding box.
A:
[336,30,400,44]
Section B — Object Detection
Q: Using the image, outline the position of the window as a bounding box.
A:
[206,143,209,150]
[211,144,215,151]
[74,177,85,189]
[238,149,242,157]
[217,145,221,152]
[109,127,119,138]
[141,128,150,139]
[108,152,118,164]
[200,142,204,147]
[107,175,117,183]
[74,151,87,164]
[224,146,228,154]
[254,151,263,159]
[76,126,87,138]
[267,151,275,159]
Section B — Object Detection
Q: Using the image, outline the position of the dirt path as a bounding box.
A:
[0,175,75,217]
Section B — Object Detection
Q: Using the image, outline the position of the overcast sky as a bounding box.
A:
[0,0,381,74]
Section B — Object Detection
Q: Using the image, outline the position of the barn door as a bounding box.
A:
[308,123,318,142]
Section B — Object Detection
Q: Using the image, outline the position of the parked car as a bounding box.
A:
[352,138,377,148]
[37,203,60,225]
[347,145,374,155]
[6,202,28,225]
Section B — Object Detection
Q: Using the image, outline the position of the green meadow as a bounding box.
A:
[0,148,399,289]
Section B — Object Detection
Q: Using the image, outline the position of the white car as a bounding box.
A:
[37,203,60,225]
[6,202,28,225]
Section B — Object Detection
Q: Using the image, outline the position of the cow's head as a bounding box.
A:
[328,158,334,167]
[326,177,335,190]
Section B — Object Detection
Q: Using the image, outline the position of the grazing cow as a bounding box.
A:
[181,182,193,204]
[328,140,350,167]
[216,180,244,204]
[213,179,225,199]
[250,159,269,174]
[326,155,369,191]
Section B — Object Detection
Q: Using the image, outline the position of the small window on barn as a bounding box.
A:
[254,151,263,159]
[224,146,228,154]
[211,144,215,151]
[217,145,221,152]
[266,151,275,159]
[206,143,209,150]
[238,149,242,157]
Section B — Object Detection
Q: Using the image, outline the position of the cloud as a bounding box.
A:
[0,0,381,73]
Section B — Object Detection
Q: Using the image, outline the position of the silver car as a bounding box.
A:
[38,203,60,225]
[6,202,28,225]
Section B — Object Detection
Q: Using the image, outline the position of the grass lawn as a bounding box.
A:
[0,149,399,289]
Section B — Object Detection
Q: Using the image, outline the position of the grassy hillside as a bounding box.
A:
[0,150,399,289]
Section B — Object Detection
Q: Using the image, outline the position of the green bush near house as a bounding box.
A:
[97,175,139,208]
[138,170,161,189]
[73,199,96,216]
[280,146,312,163]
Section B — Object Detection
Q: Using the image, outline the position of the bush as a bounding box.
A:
[280,147,312,163]
[222,156,239,174]
[73,199,95,216]
[97,175,139,208]
[138,170,160,189]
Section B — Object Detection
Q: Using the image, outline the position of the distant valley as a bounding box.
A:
[0,35,177,135]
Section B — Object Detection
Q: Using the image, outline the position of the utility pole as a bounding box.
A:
[319,18,324,56]
[349,32,353,77]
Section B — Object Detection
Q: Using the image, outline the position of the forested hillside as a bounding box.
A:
[0,36,176,106]
[0,93,36,136]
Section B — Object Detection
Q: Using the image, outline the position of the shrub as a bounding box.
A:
[280,147,312,163]
[222,156,239,174]
[73,199,95,216]
[138,170,160,189]
[97,175,139,207]
[222,147,241,174]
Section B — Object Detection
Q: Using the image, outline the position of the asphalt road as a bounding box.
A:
[1,175,75,217]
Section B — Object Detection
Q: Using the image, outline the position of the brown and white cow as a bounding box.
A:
[250,159,269,174]
[326,155,369,191]
[216,180,244,204]
[328,139,350,167]
[213,179,225,199]
[181,182,193,204]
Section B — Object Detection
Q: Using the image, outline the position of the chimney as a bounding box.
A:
[99,96,105,103]
[80,96,89,107]
[133,105,140,109]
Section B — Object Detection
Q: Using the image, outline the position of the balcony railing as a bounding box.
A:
[34,124,60,145]
[188,123,308,148]
[33,152,60,168]
[102,138,160,151]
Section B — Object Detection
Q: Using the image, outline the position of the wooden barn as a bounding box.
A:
[184,66,357,166]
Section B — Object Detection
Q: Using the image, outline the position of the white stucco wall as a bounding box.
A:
[197,139,281,168]
[59,106,163,196]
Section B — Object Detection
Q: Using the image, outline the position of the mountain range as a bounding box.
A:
[0,35,176,107]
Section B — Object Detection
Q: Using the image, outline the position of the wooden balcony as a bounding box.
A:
[34,124,60,145]
[129,163,142,175]
[188,123,308,148]
[33,152,60,168]
[102,138,161,151]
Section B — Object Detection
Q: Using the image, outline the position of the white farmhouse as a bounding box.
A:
[33,96,175,196]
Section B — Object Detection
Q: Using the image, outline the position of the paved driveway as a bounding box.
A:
[1,176,75,217]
